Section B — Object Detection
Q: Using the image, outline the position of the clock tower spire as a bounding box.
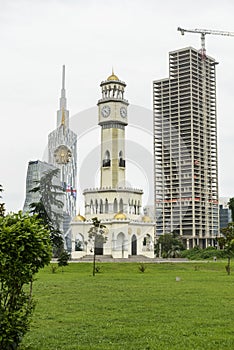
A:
[98,71,129,188]
[57,65,69,128]
[48,65,77,239]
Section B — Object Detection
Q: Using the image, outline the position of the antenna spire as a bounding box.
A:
[60,64,67,109]
[57,65,69,128]
[61,107,65,126]
[62,64,65,90]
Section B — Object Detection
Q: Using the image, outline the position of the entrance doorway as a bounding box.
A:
[131,235,137,255]
[95,235,104,255]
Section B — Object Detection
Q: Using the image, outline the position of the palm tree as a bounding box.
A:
[167,244,182,258]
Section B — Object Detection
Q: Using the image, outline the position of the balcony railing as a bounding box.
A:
[103,159,111,167]
[119,158,125,167]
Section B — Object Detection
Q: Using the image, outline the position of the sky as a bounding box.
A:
[1,0,234,213]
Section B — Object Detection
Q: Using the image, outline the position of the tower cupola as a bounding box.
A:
[97,71,129,188]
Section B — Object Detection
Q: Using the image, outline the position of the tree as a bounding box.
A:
[29,168,64,256]
[0,211,52,349]
[228,198,234,222]
[58,250,70,272]
[217,222,234,275]
[0,184,5,217]
[88,217,107,276]
[155,233,185,258]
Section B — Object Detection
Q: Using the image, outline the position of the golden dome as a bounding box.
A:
[114,212,127,220]
[107,73,119,81]
[74,214,86,222]
[107,68,119,81]
[142,215,152,223]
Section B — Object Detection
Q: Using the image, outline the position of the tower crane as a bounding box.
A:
[177,27,234,58]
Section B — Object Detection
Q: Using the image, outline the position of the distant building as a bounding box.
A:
[219,197,232,229]
[153,47,219,249]
[143,205,155,220]
[23,160,62,224]
[48,65,77,235]
[23,66,77,249]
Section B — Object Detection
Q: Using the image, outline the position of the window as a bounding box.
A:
[114,198,118,213]
[119,151,125,167]
[119,198,123,212]
[105,199,108,213]
[103,150,111,167]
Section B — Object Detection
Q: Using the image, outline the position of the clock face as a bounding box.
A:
[120,106,127,118]
[101,105,111,118]
[54,145,72,164]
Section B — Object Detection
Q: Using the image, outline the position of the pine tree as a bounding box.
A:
[29,169,64,256]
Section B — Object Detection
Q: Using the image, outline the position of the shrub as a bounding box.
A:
[138,263,147,273]
[181,246,226,260]
[0,211,52,349]
[58,251,70,268]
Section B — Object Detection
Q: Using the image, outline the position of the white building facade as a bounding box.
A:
[71,72,155,259]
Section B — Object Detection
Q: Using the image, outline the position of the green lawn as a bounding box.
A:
[21,262,234,350]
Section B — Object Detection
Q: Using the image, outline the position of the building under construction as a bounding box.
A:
[153,46,219,248]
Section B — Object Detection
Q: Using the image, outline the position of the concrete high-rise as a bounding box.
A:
[153,47,219,248]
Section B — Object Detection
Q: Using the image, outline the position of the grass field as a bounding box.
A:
[20,262,234,350]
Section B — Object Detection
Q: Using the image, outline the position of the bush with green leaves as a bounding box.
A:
[138,263,147,273]
[58,250,70,269]
[218,222,234,275]
[0,211,52,349]
[180,246,226,260]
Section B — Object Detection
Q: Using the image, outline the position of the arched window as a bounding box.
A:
[119,198,123,212]
[103,150,111,167]
[119,150,125,167]
[75,233,84,251]
[95,199,98,214]
[90,200,94,214]
[114,198,118,213]
[134,200,137,214]
[143,234,153,251]
[105,199,108,213]
[100,199,103,214]
[137,200,140,215]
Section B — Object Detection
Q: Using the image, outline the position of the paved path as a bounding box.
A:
[68,255,189,263]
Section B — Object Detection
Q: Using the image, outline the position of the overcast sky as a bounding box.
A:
[1,0,234,213]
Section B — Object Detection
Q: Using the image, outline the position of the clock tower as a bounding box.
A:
[98,71,129,188]
[72,71,155,260]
